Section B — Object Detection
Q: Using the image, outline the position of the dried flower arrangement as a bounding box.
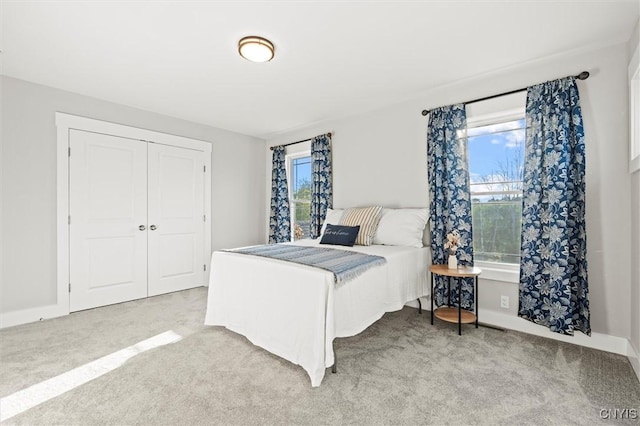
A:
[444,230,461,255]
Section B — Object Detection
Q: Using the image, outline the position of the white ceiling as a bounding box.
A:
[2,1,639,139]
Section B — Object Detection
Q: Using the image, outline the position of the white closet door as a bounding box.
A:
[69,130,148,311]
[147,143,205,296]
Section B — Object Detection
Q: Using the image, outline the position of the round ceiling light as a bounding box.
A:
[238,36,274,63]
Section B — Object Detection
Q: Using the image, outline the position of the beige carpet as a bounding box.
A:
[1,287,638,425]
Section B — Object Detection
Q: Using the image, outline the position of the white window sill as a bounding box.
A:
[474,261,519,283]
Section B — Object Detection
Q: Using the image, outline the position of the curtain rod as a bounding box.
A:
[420,71,590,116]
[269,133,332,151]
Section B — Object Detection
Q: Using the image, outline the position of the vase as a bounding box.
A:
[448,253,458,269]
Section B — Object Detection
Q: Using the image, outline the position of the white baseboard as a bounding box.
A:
[477,309,629,356]
[414,300,633,360]
[0,304,68,329]
[628,340,640,383]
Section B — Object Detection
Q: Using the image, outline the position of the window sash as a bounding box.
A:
[472,196,523,264]
[472,190,522,197]
[286,151,312,241]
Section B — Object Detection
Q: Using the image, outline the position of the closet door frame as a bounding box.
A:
[55,112,212,319]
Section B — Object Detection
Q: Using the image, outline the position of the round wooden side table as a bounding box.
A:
[429,264,482,335]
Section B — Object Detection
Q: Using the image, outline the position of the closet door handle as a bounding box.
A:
[150,225,157,231]
[139,225,146,231]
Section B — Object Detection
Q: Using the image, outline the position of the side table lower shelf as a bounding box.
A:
[434,307,476,324]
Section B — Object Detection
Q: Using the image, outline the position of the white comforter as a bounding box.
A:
[204,239,430,386]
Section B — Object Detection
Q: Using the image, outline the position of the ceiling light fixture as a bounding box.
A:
[238,36,275,63]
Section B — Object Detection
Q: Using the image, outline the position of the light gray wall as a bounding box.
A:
[265,42,633,339]
[628,19,640,365]
[1,76,266,313]
[0,78,4,317]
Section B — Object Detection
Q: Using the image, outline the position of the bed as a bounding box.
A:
[204,208,430,387]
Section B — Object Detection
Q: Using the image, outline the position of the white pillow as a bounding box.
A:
[320,208,344,237]
[373,208,429,248]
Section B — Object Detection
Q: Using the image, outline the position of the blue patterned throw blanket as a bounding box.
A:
[227,244,386,285]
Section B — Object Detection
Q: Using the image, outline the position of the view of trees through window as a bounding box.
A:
[290,156,311,240]
[468,118,525,264]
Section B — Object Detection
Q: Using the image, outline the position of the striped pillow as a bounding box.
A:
[339,206,383,246]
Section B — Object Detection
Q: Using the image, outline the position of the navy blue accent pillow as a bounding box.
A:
[320,224,360,247]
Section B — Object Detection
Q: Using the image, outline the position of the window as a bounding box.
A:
[468,115,525,265]
[287,153,311,240]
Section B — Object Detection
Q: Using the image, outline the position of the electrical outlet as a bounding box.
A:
[500,295,510,309]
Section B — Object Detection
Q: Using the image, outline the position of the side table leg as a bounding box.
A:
[430,272,434,325]
[475,276,479,329]
[458,277,462,336]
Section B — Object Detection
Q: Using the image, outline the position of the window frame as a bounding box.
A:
[467,107,525,283]
[630,42,640,173]
[285,151,312,241]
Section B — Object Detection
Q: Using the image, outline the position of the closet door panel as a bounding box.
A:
[69,130,148,311]
[148,143,205,296]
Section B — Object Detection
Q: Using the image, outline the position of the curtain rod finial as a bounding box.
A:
[576,71,589,80]
[421,110,429,116]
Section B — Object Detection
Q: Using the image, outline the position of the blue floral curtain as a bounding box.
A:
[268,146,291,243]
[310,134,333,239]
[519,77,590,336]
[427,104,475,309]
